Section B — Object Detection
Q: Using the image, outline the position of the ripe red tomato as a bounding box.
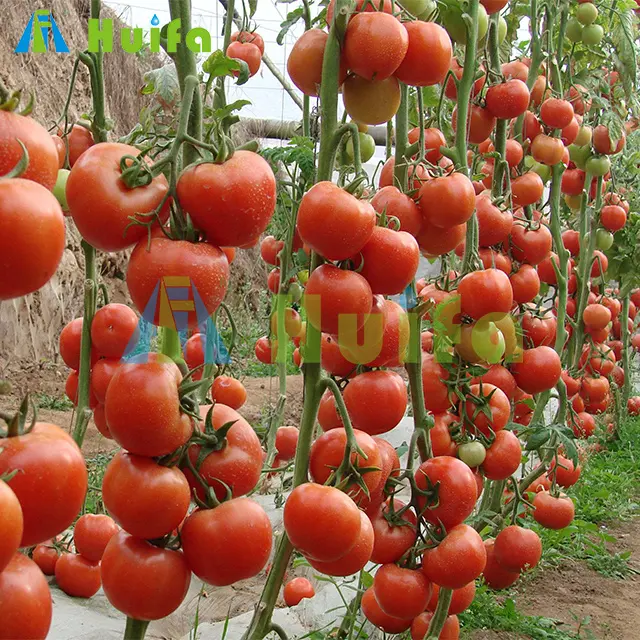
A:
[481,0,509,12]
[476,192,513,247]
[533,491,575,529]
[177,151,276,247]
[73,514,119,563]
[0,111,59,189]
[549,455,581,487]
[32,542,59,576]
[66,143,170,251]
[275,426,299,461]
[342,75,401,125]
[343,370,407,435]
[55,553,101,598]
[427,582,476,615]
[0,423,87,547]
[369,498,417,564]
[105,357,193,456]
[226,41,261,76]
[310,428,382,504]
[127,233,230,329]
[445,59,486,100]
[510,264,541,304]
[283,577,315,606]
[297,182,375,261]
[482,430,522,480]
[485,79,531,119]
[260,235,284,265]
[593,125,625,155]
[361,438,399,514]
[394,21,452,87]
[90,358,121,404]
[414,456,478,530]
[231,30,265,55]
[511,346,561,394]
[0,179,65,301]
[419,172,476,229]
[59,317,84,370]
[181,498,272,586]
[512,172,544,207]
[211,375,247,409]
[325,0,393,25]
[183,404,263,502]
[540,98,574,129]
[531,134,565,166]
[465,383,511,436]
[101,531,191,620]
[422,353,453,414]
[482,538,520,589]
[307,509,374,576]
[344,13,408,81]
[0,480,22,574]
[0,553,52,639]
[458,268,514,321]
[583,303,611,330]
[373,564,431,620]
[422,524,486,589]
[408,127,447,164]
[304,264,373,335]
[472,365,517,400]
[370,185,422,236]
[354,227,419,295]
[411,612,460,639]
[361,587,411,634]
[103,451,190,539]
[494,525,542,572]
[508,221,552,265]
[417,220,467,257]
[91,303,139,359]
[64,124,95,167]
[453,104,496,144]
[284,483,361,562]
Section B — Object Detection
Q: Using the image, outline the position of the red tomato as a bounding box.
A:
[226,41,261,76]
[512,172,544,207]
[583,303,611,330]
[408,127,447,164]
[91,303,139,359]
[531,134,565,166]
[414,457,478,530]
[283,577,315,606]
[422,353,453,414]
[343,370,407,435]
[445,59,485,100]
[126,233,229,329]
[422,524,486,589]
[325,0,393,25]
[177,151,276,247]
[101,531,191,620]
[593,125,625,155]
[411,612,460,640]
[32,542,59,576]
[476,192,513,247]
[540,98,574,129]
[0,480,22,573]
[510,264,541,304]
[0,111,58,189]
[343,13,408,80]
[66,143,170,251]
[297,182,375,261]
[105,357,193,457]
[485,80,531,119]
[307,510,374,576]
[55,553,101,598]
[304,264,373,335]
[549,455,581,487]
[426,582,476,615]
[260,235,284,265]
[73,514,119,563]
[373,564,432,620]
[419,172,476,229]
[0,553,52,639]
[183,404,263,502]
[465,384,511,437]
[283,483,361,562]
[181,498,272,586]
[65,124,95,167]
[0,423,87,547]
[103,451,190,539]
[369,499,417,564]
[494,525,542,572]
[394,21,452,87]
[482,538,520,589]
[361,587,411,634]
[90,358,121,404]
[275,426,299,461]
[370,185,422,236]
[533,491,575,529]
[453,104,496,144]
[482,430,522,480]
[561,370,581,397]
[458,269,514,321]
[417,220,467,257]
[211,375,247,409]
[511,346,561,395]
[231,30,265,55]
[0,179,65,301]
[59,317,84,370]
[507,221,552,264]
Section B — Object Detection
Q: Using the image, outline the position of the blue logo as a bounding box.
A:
[16,10,69,54]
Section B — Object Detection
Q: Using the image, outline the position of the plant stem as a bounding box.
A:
[621,293,631,405]
[488,14,507,198]
[123,618,149,640]
[426,588,453,640]
[393,83,409,190]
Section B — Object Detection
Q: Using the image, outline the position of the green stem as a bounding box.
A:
[621,293,632,405]
[488,14,507,198]
[160,327,182,361]
[386,120,393,160]
[426,588,453,640]
[123,618,149,640]
[393,83,409,191]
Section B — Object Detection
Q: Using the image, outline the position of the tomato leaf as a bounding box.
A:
[525,428,551,451]
[142,63,180,106]
[277,8,305,45]
[360,570,374,589]
[248,0,258,16]
[213,100,251,121]
[202,51,250,86]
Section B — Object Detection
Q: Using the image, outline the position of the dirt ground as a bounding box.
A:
[2,363,639,639]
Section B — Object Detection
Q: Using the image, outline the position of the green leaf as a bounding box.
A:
[249,0,258,17]
[525,428,551,451]
[360,570,374,589]
[213,100,251,121]
[142,63,180,105]
[202,50,250,86]
[277,8,304,45]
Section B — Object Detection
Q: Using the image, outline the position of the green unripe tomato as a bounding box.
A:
[416,0,437,20]
[53,169,70,212]
[596,228,614,251]
[575,125,592,147]
[457,441,487,468]
[586,155,611,177]
[569,144,592,170]
[442,2,489,44]
[288,282,303,304]
[531,161,551,182]
[498,16,507,43]
[523,155,535,170]
[566,18,583,43]
[346,132,376,164]
[582,23,604,46]
[400,0,431,17]
[472,321,506,364]
[577,2,598,26]
[298,270,309,285]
